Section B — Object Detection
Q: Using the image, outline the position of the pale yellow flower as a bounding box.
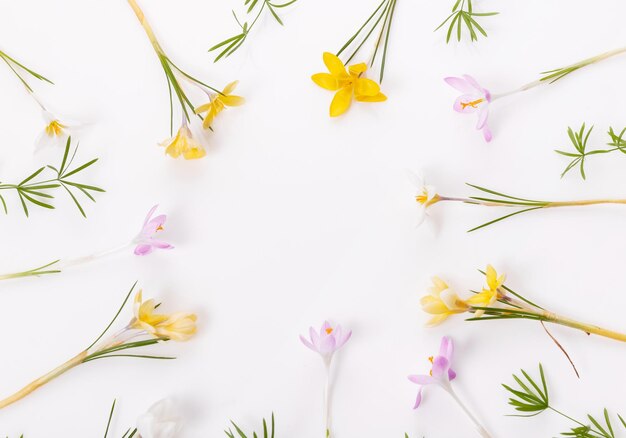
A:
[160,125,206,160]
[194,81,245,129]
[420,276,469,326]
[130,290,197,341]
[312,52,386,117]
[467,265,506,317]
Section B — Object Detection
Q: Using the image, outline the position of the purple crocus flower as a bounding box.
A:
[445,75,493,142]
[408,336,456,409]
[134,205,174,256]
[300,321,352,363]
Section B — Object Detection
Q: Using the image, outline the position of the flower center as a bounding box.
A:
[416,194,429,205]
[325,327,334,335]
[460,98,484,109]
[156,225,164,232]
[45,120,66,137]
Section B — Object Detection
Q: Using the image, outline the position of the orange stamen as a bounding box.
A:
[325,327,334,334]
[460,98,484,110]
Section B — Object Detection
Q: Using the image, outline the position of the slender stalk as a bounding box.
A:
[492,46,626,100]
[0,350,87,409]
[439,196,626,208]
[544,311,626,342]
[444,385,492,438]
[323,359,331,437]
[127,0,165,55]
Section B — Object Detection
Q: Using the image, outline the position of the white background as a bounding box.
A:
[0,0,625,437]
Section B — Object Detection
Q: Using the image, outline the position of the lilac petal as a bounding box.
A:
[149,239,173,249]
[300,335,317,352]
[413,387,424,409]
[438,336,454,362]
[482,125,493,142]
[143,214,168,235]
[444,76,474,93]
[321,321,332,337]
[476,107,489,130]
[319,334,337,355]
[309,327,320,349]
[408,374,435,385]
[453,95,480,113]
[134,244,154,256]
[431,356,450,380]
[448,368,457,381]
[462,74,483,92]
[337,329,352,349]
[143,205,159,227]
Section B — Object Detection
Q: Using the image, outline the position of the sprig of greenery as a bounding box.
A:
[225,413,275,438]
[103,400,138,438]
[210,0,298,62]
[0,49,53,92]
[336,0,398,83]
[0,137,104,217]
[465,183,549,232]
[556,124,626,180]
[435,0,498,43]
[504,364,625,437]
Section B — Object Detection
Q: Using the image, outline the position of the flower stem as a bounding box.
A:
[493,46,626,100]
[544,311,626,342]
[127,0,165,55]
[444,385,492,438]
[0,350,87,409]
[323,359,331,438]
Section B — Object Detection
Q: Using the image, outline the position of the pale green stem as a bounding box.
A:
[492,46,626,100]
[323,358,331,438]
[442,384,492,438]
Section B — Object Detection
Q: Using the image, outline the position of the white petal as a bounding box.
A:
[136,398,182,438]
[404,168,425,190]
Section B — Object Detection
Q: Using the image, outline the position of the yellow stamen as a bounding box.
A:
[428,356,434,376]
[45,120,66,137]
[460,98,484,109]
[325,327,334,335]
[156,225,164,232]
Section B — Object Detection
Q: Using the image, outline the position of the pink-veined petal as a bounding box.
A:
[444,76,474,93]
[438,336,454,362]
[462,74,484,93]
[408,374,435,385]
[149,239,173,249]
[413,387,424,409]
[431,356,450,380]
[134,244,154,256]
[476,107,489,130]
[448,368,457,381]
[309,327,320,349]
[482,125,493,142]
[300,335,316,351]
[143,205,159,227]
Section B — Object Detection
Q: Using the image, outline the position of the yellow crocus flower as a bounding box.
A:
[195,81,245,130]
[160,125,206,160]
[420,277,469,326]
[467,265,506,317]
[130,290,197,341]
[312,52,386,117]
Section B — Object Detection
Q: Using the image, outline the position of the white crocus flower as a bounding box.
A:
[405,170,439,226]
[35,110,79,152]
[136,398,182,438]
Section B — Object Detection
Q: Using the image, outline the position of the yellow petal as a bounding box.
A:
[329,86,353,117]
[183,146,206,160]
[354,78,381,96]
[220,94,245,107]
[222,80,239,95]
[426,314,450,327]
[312,73,342,91]
[202,107,218,129]
[348,63,367,76]
[420,296,449,314]
[355,92,387,102]
[323,52,348,78]
[195,102,214,114]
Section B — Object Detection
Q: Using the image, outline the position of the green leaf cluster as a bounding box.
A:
[435,0,498,43]
[503,364,626,437]
[465,184,549,232]
[336,0,398,83]
[0,49,53,92]
[0,137,104,217]
[210,0,298,62]
[556,124,626,180]
[225,413,275,438]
